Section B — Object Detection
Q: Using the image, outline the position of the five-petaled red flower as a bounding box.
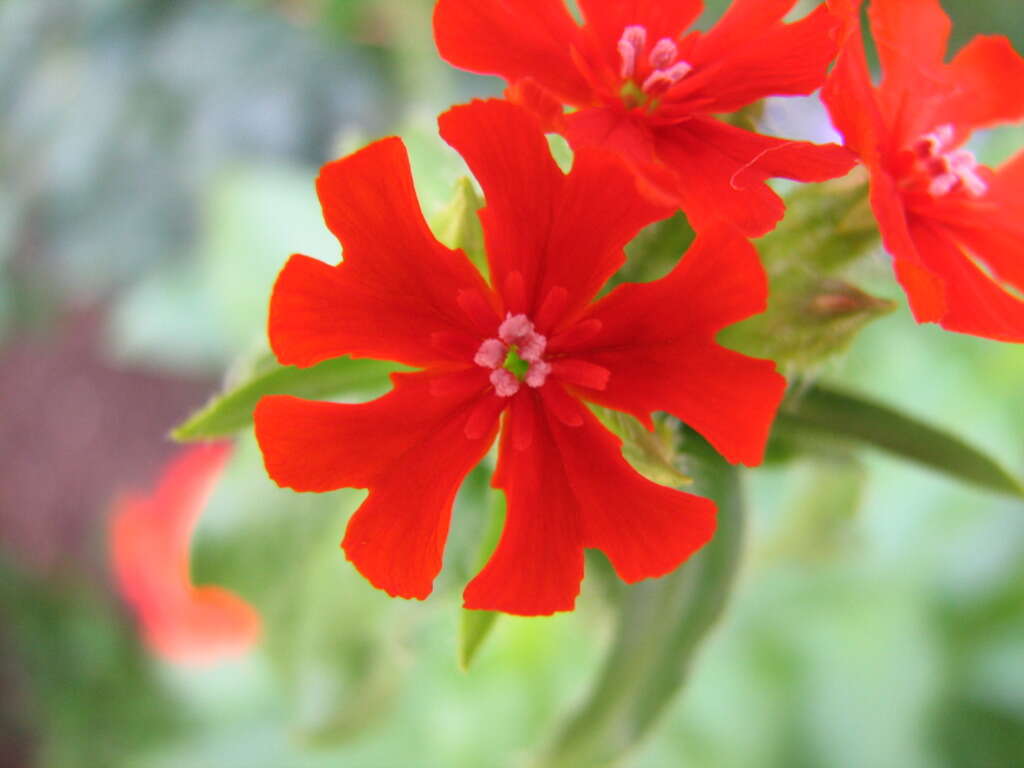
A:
[111,443,262,664]
[824,0,1024,341]
[433,0,857,237]
[253,99,786,616]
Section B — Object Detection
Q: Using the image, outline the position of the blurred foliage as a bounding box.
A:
[0,558,182,768]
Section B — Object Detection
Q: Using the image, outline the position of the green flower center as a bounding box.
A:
[503,345,531,380]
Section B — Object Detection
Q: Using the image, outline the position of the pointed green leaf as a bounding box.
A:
[458,490,506,670]
[430,176,487,277]
[776,384,1024,498]
[533,435,745,768]
[173,355,405,441]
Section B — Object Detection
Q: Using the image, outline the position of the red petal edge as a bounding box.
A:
[463,389,716,616]
[254,369,500,600]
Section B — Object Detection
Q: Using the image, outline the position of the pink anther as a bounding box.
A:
[498,313,534,344]
[642,60,693,94]
[648,38,678,69]
[912,125,987,199]
[490,368,521,398]
[524,360,552,389]
[473,338,506,369]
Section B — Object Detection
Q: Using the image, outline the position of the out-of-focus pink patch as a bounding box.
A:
[110,442,261,665]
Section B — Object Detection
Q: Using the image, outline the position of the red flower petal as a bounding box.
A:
[652,117,855,236]
[110,443,261,664]
[692,0,799,61]
[563,107,681,207]
[682,3,840,113]
[989,150,1024,219]
[505,79,567,133]
[821,2,885,163]
[567,228,786,466]
[464,388,715,615]
[870,0,951,95]
[432,0,590,105]
[438,99,669,326]
[932,36,1024,136]
[907,220,1024,341]
[270,138,496,369]
[254,369,500,599]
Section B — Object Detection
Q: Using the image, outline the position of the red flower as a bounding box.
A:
[823,0,1024,341]
[110,443,261,664]
[254,100,784,616]
[433,0,857,237]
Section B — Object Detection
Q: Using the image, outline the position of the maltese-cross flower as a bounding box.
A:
[433,0,857,237]
[823,0,1024,341]
[110,443,261,664]
[254,99,786,616]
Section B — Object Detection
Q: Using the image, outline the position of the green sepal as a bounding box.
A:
[172,353,405,441]
[775,383,1024,498]
[430,176,487,277]
[533,434,744,768]
[596,408,693,487]
[723,172,893,370]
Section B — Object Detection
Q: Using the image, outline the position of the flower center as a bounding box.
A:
[473,313,552,397]
[616,24,693,107]
[910,124,987,198]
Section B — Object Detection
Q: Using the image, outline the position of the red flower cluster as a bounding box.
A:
[253,1,1022,617]
[434,0,857,236]
[111,444,261,664]
[254,99,785,616]
[824,0,1024,341]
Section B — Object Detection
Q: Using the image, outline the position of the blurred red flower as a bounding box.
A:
[110,443,261,664]
[433,0,856,237]
[824,0,1024,341]
[254,99,785,616]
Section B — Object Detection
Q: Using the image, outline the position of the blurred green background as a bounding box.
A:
[1,1,1022,766]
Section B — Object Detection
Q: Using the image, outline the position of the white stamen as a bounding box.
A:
[621,25,647,50]
[617,25,647,79]
[912,125,988,199]
[648,38,678,69]
[958,166,988,197]
[524,360,552,389]
[928,173,959,197]
[473,338,506,369]
[490,368,520,397]
[641,60,693,94]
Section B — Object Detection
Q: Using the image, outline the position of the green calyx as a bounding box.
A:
[619,81,661,113]
[503,346,531,380]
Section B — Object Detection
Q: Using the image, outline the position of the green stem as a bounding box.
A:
[532,440,745,768]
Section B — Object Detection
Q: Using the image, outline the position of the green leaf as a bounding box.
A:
[533,435,745,768]
[430,176,487,277]
[776,384,1024,498]
[173,355,404,441]
[458,488,506,670]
